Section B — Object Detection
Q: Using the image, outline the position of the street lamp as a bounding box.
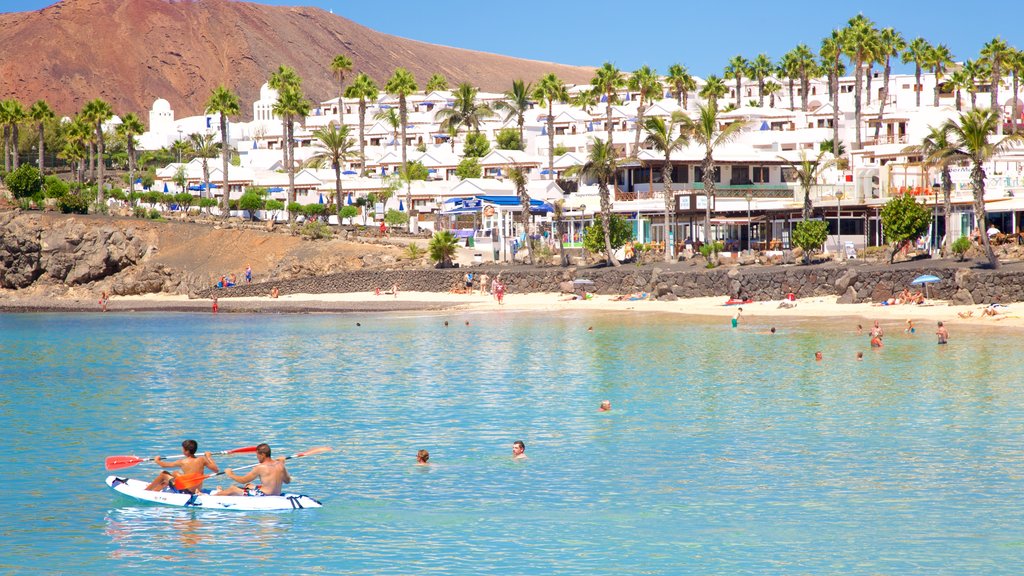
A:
[835,191,845,255]
[745,192,753,251]
[932,182,940,254]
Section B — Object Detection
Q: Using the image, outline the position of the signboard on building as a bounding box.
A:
[677,194,713,213]
[374,202,385,220]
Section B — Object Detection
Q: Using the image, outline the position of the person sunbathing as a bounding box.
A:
[957,310,974,319]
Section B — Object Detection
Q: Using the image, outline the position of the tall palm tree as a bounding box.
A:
[724,55,749,108]
[821,31,844,159]
[115,113,145,203]
[27,100,54,172]
[2,99,27,171]
[493,79,533,147]
[188,132,220,204]
[777,51,798,111]
[628,65,661,156]
[666,63,696,109]
[792,44,817,112]
[81,98,113,200]
[435,82,493,147]
[763,81,782,108]
[644,112,689,261]
[591,62,625,150]
[962,59,990,110]
[374,108,401,149]
[843,14,877,150]
[578,137,620,266]
[682,102,747,243]
[907,125,958,254]
[699,75,728,106]
[344,73,379,176]
[268,65,302,217]
[1007,49,1024,134]
[330,54,353,126]
[570,87,600,115]
[782,150,836,220]
[863,27,882,107]
[948,69,969,112]
[875,27,906,138]
[206,85,240,217]
[748,54,773,107]
[902,37,933,108]
[425,73,449,93]
[507,164,534,264]
[305,125,356,208]
[63,116,91,185]
[533,73,568,182]
[982,37,1011,134]
[384,67,419,226]
[928,44,954,107]
[944,108,1024,268]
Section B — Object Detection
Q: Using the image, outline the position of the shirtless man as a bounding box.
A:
[145,439,219,494]
[936,321,949,345]
[216,444,291,496]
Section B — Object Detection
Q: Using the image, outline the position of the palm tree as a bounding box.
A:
[507,164,534,264]
[188,132,220,204]
[907,125,958,254]
[533,73,568,181]
[428,230,458,267]
[699,75,728,106]
[425,73,449,93]
[782,150,836,221]
[724,55,749,108]
[791,44,817,112]
[206,85,240,217]
[27,100,54,172]
[928,44,954,107]
[115,113,145,203]
[644,112,689,262]
[843,14,877,150]
[330,54,353,126]
[374,108,401,149]
[434,82,494,148]
[875,27,906,138]
[777,51,798,111]
[863,28,882,107]
[552,198,568,266]
[948,69,969,112]
[570,87,600,115]
[628,65,661,156]
[81,98,113,200]
[944,108,1024,268]
[578,137,620,266]
[493,79,533,147]
[268,65,303,218]
[306,125,356,208]
[962,59,990,110]
[591,62,625,150]
[682,102,747,244]
[748,54,773,107]
[1,99,26,171]
[384,67,419,227]
[902,37,933,108]
[982,37,1011,134]
[1007,49,1024,134]
[666,63,696,109]
[821,31,844,159]
[344,73,379,176]
[763,81,782,108]
[63,116,91,185]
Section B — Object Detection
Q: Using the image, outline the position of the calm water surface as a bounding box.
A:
[2,310,1024,575]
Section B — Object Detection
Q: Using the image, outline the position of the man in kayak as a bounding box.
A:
[216,443,291,496]
[145,439,219,494]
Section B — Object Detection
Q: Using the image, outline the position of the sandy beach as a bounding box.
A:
[4,288,1022,331]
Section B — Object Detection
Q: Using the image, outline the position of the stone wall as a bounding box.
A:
[205,263,1024,306]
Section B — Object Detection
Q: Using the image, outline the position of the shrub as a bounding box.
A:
[90,201,109,215]
[495,128,523,150]
[405,242,424,259]
[174,192,195,211]
[287,201,303,216]
[429,230,458,267]
[5,165,44,199]
[582,214,633,256]
[463,132,491,158]
[302,203,326,218]
[455,157,481,180]
[880,193,931,263]
[17,198,34,211]
[238,189,266,215]
[56,190,90,214]
[43,175,69,199]
[338,204,358,221]
[552,144,570,157]
[792,220,829,264]
[133,206,148,218]
[148,208,162,219]
[299,221,332,239]
[951,236,971,261]
[385,209,409,227]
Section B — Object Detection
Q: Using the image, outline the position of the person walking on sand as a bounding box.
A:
[479,273,489,295]
[936,321,949,345]
[211,295,218,314]
[495,278,505,305]
[99,291,109,312]
[732,307,743,328]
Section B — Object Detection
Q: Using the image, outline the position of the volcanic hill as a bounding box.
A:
[0,0,594,118]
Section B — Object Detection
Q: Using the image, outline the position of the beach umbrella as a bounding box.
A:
[163,183,169,193]
[318,193,325,204]
[399,199,405,211]
[346,192,353,205]
[910,274,940,298]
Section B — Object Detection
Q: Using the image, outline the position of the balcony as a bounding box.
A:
[863,134,908,146]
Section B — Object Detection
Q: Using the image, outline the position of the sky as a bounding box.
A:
[6,0,1024,77]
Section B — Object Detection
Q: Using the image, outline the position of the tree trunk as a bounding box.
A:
[788,78,795,111]
[547,100,555,181]
[801,70,809,112]
[875,59,892,139]
[633,98,645,156]
[942,167,952,254]
[2,126,8,173]
[831,70,840,160]
[854,58,863,150]
[37,124,45,172]
[517,181,533,265]
[10,124,19,170]
[675,87,682,107]
[663,157,674,262]
[802,184,812,221]
[335,162,343,212]
[221,116,230,219]
[400,96,413,231]
[127,140,136,205]
[970,89,977,110]
[96,126,105,201]
[972,163,999,268]
[758,78,765,107]
[598,182,619,266]
[956,90,963,112]
[915,65,922,107]
[606,99,614,151]
[702,153,713,244]
[287,117,297,222]
[518,116,525,150]
[992,62,1002,135]
[1012,72,1020,134]
[735,77,742,107]
[358,100,367,176]
[933,67,941,107]
[557,215,568,266]
[865,63,873,106]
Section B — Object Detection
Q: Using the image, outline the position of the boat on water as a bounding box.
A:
[106,476,322,510]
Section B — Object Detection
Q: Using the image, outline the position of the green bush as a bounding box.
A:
[951,236,971,261]
[43,175,69,199]
[238,189,266,214]
[287,201,303,215]
[495,128,523,151]
[455,157,481,180]
[792,219,829,264]
[880,193,930,262]
[5,165,44,199]
[302,203,326,218]
[582,214,633,255]
[56,190,90,214]
[148,208,162,219]
[698,241,724,259]
[428,230,458,267]
[133,206,148,218]
[385,209,409,226]
[299,221,332,239]
[90,201,109,215]
[17,198,35,211]
[338,205,359,220]
[463,132,491,158]
[405,242,424,259]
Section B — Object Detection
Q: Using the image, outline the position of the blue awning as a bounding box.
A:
[267,187,285,193]
[342,170,358,175]
[442,195,553,214]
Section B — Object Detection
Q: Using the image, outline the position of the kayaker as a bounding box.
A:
[144,439,219,494]
[216,443,291,496]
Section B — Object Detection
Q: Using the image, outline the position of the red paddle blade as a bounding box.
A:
[172,473,207,491]
[105,455,143,470]
[227,445,258,454]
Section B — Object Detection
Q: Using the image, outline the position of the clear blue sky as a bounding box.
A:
[7,0,1024,76]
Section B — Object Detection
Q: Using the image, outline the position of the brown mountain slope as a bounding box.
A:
[0,0,594,119]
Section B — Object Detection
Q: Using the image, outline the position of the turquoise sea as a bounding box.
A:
[3,310,1024,575]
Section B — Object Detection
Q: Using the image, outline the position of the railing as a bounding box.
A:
[863,135,909,146]
[615,184,798,201]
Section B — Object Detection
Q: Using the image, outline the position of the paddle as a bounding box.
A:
[172,446,333,491]
[104,445,259,471]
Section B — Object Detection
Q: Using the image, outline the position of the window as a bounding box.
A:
[694,166,721,183]
[672,165,689,183]
[752,167,770,183]
[730,166,751,185]
[781,167,797,182]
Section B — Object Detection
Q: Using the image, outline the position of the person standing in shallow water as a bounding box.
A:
[936,321,949,345]
[732,307,742,328]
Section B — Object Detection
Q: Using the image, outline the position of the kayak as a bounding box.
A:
[105,476,322,510]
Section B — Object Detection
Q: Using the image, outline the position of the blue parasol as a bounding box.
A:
[910,274,940,298]
[399,199,405,211]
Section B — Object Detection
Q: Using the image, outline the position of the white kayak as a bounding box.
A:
[106,476,322,510]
